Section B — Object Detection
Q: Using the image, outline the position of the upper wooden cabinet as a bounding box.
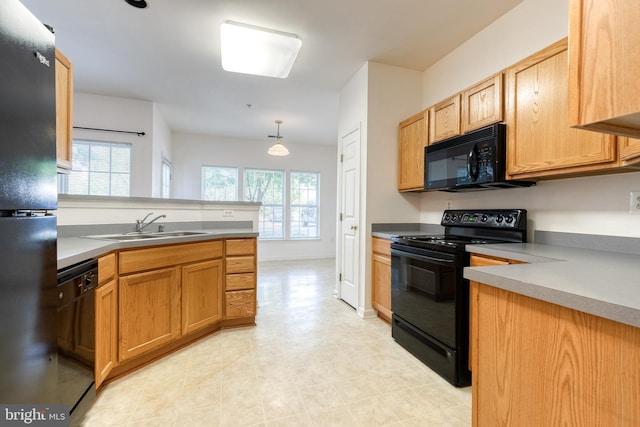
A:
[429,94,461,143]
[506,38,619,180]
[398,109,428,192]
[461,73,503,133]
[620,137,640,166]
[568,0,640,139]
[55,49,73,173]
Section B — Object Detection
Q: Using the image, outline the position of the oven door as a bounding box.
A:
[390,245,459,348]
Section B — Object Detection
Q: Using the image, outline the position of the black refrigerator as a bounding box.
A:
[0,0,58,404]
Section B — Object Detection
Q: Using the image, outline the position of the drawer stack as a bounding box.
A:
[224,238,257,319]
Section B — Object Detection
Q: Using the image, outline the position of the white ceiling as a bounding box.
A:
[21,0,523,146]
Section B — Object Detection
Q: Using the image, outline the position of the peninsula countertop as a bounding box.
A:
[464,243,640,328]
[57,229,258,270]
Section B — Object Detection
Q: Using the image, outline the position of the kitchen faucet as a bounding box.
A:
[135,213,166,233]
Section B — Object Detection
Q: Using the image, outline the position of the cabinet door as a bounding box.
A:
[119,267,179,361]
[55,49,73,172]
[398,109,428,192]
[568,0,640,138]
[462,73,503,133]
[95,278,117,389]
[429,94,461,143]
[372,253,391,322]
[182,259,223,335]
[620,137,640,166]
[506,39,618,179]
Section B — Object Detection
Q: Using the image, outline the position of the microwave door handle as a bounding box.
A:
[468,144,480,182]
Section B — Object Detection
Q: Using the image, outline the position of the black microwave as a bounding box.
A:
[424,123,534,192]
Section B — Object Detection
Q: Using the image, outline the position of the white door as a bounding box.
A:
[338,128,360,309]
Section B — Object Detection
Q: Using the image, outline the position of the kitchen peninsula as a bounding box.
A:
[464,240,640,426]
[57,195,260,390]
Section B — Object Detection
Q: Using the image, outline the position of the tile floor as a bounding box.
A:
[74,258,471,427]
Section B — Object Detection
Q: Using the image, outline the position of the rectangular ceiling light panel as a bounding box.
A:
[220,21,302,79]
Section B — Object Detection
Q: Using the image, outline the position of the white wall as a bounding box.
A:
[171,132,337,260]
[337,62,424,317]
[419,0,640,239]
[73,92,170,197]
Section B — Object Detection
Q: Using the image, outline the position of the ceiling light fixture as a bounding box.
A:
[124,0,148,8]
[220,21,302,79]
[268,120,290,156]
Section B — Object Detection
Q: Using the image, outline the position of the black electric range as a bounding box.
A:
[390,209,527,386]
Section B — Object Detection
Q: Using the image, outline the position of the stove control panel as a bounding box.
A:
[441,209,526,229]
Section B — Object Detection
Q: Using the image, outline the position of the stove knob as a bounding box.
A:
[444,214,451,223]
[481,215,488,222]
[451,214,458,222]
[505,215,514,224]
[496,214,504,223]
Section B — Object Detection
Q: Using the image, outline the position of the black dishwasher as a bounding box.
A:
[57,259,98,414]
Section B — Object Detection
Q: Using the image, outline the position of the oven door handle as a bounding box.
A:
[391,249,455,265]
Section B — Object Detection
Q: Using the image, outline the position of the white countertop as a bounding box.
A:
[464,243,640,328]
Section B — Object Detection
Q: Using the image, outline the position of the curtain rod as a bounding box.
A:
[73,126,146,136]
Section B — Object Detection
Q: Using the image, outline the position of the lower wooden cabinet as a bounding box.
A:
[119,267,180,362]
[371,237,392,322]
[95,277,117,389]
[469,252,640,426]
[94,237,257,385]
[225,238,257,321]
[181,259,223,335]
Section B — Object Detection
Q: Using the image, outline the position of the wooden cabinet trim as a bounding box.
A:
[95,278,117,388]
[372,237,391,256]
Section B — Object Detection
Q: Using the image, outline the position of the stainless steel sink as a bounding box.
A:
[85,231,209,241]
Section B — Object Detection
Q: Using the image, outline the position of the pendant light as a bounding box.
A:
[268,120,289,156]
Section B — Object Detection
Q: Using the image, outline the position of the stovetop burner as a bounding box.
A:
[391,209,527,252]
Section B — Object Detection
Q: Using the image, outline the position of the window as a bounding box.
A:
[161,158,172,199]
[202,166,238,201]
[244,169,284,239]
[290,171,320,238]
[62,140,131,196]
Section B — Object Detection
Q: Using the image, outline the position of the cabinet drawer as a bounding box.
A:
[226,256,255,274]
[120,241,223,275]
[225,290,256,319]
[98,253,116,285]
[226,238,256,256]
[226,273,256,291]
[372,237,391,256]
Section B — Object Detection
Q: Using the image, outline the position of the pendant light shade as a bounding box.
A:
[268,120,290,156]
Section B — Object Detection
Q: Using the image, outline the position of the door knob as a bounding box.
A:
[350,225,358,230]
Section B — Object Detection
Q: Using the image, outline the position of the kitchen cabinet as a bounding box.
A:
[429,94,461,144]
[119,267,180,362]
[471,281,640,426]
[568,0,640,139]
[620,137,640,166]
[182,259,223,335]
[398,109,428,192]
[224,238,257,322]
[117,240,223,361]
[461,73,503,133]
[506,38,619,180]
[371,237,392,322]
[55,48,73,173]
[95,253,117,389]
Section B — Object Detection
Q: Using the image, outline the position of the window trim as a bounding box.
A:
[289,170,320,240]
[243,168,286,240]
[201,165,239,201]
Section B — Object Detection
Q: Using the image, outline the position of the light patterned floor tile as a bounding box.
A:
[73,259,471,427]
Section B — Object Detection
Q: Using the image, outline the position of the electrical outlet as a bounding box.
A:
[630,192,640,214]
[223,209,234,217]
[446,200,453,210]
